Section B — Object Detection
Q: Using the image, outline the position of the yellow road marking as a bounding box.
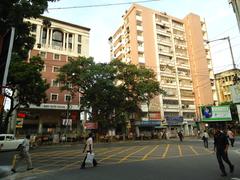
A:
[178,145,182,157]
[162,144,170,158]
[142,145,159,160]
[204,148,214,154]
[189,146,199,155]
[60,160,81,170]
[99,146,136,163]
[119,146,148,163]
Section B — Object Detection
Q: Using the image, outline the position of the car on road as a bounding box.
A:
[0,134,24,151]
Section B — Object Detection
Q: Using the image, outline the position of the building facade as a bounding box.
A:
[20,16,90,135]
[229,0,240,31]
[215,68,240,103]
[109,4,217,136]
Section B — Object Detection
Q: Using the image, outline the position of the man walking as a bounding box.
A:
[11,135,33,173]
[202,130,209,148]
[227,129,235,147]
[214,126,234,177]
[81,133,97,169]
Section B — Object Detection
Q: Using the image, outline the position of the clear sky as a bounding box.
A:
[45,0,240,73]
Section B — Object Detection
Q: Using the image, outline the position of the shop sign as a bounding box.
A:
[84,122,98,129]
[16,118,23,128]
[166,116,183,126]
[201,105,232,122]
[62,119,72,126]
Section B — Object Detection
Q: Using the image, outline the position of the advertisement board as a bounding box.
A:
[201,105,232,122]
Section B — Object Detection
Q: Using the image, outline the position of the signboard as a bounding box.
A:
[201,105,232,122]
[62,119,72,126]
[84,122,98,129]
[16,118,23,128]
[166,116,183,126]
[135,120,161,127]
[230,84,240,103]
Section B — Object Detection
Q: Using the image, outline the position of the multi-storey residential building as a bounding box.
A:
[109,4,217,136]
[229,0,240,31]
[20,16,90,135]
[215,68,240,103]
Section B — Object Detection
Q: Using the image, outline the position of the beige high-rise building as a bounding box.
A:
[109,4,217,135]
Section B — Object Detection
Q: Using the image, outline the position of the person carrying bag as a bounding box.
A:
[81,133,97,169]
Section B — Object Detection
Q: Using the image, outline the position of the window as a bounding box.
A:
[51,79,59,87]
[67,56,73,61]
[52,30,63,47]
[65,94,72,102]
[78,35,82,43]
[42,64,46,72]
[68,34,73,49]
[53,54,60,60]
[136,10,142,16]
[31,24,37,32]
[51,94,58,101]
[42,28,47,44]
[52,66,60,73]
[39,51,46,59]
[77,44,81,54]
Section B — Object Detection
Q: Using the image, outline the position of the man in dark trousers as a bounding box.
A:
[214,126,234,177]
[81,133,97,169]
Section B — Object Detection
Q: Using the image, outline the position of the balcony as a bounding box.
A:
[137,25,143,31]
[137,36,144,41]
[138,57,145,63]
[138,46,144,52]
[136,15,142,21]
[163,104,179,109]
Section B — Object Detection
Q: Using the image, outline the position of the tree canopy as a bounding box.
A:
[57,57,164,133]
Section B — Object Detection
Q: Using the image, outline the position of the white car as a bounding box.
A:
[0,134,24,151]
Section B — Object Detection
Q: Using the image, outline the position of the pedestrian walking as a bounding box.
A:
[11,135,33,173]
[202,130,209,148]
[177,130,184,142]
[227,129,235,147]
[80,133,97,169]
[214,126,234,177]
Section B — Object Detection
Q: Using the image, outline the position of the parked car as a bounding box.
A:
[0,134,24,151]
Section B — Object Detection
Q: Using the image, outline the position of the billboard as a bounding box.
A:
[166,116,183,126]
[201,105,232,122]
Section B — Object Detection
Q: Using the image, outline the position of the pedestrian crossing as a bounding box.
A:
[8,143,214,179]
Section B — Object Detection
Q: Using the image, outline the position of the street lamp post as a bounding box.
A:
[207,36,236,69]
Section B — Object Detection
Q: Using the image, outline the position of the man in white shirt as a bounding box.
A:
[202,130,209,148]
[81,133,97,169]
[11,135,33,173]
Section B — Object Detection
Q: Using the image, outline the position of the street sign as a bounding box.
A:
[62,119,72,126]
[84,122,98,129]
[16,118,23,128]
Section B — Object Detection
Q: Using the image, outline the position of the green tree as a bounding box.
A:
[0,0,57,133]
[58,57,165,134]
[0,55,49,133]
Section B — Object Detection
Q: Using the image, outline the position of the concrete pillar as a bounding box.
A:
[184,123,189,136]
[38,119,43,134]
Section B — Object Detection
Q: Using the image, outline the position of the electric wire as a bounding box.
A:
[48,0,161,10]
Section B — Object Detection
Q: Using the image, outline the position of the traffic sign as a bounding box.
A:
[16,118,23,128]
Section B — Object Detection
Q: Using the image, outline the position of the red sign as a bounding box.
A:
[84,122,98,129]
[17,112,26,118]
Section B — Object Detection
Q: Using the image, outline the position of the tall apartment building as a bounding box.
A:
[20,16,90,134]
[215,68,240,103]
[109,4,217,135]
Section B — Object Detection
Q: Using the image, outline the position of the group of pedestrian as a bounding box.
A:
[11,127,236,177]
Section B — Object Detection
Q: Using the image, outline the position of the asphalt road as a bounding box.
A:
[1,138,240,180]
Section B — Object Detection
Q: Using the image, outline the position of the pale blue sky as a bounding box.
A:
[45,0,240,73]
